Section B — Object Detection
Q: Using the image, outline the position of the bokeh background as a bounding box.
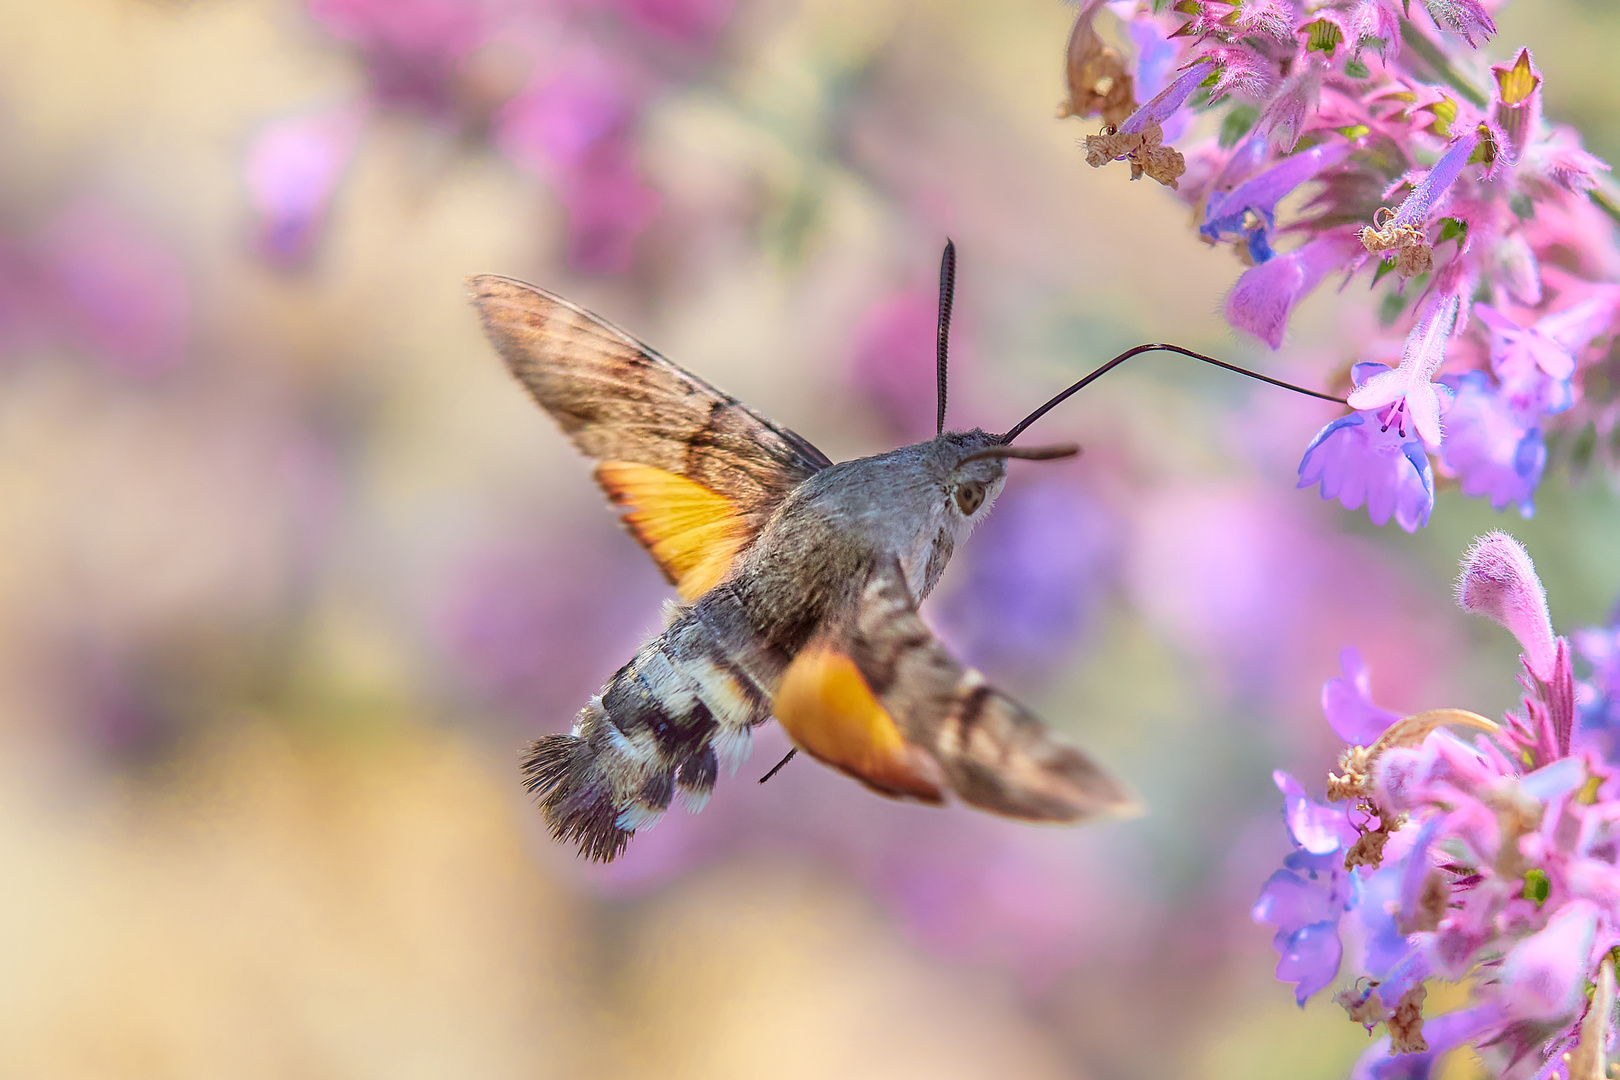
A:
[2,1,1618,1076]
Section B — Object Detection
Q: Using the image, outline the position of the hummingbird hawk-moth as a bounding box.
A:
[469,243,1344,862]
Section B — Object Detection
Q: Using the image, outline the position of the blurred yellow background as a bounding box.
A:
[2,1,1618,1076]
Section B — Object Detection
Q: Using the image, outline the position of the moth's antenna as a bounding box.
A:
[1000,343,1349,444]
[935,239,957,435]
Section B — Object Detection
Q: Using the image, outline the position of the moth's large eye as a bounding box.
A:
[954,481,986,517]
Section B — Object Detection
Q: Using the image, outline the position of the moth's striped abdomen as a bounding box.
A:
[522,601,773,862]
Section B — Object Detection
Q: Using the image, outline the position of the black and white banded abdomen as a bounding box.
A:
[522,604,772,861]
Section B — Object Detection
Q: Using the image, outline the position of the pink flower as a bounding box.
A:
[1497,900,1599,1022]
[1225,228,1362,349]
[244,106,365,266]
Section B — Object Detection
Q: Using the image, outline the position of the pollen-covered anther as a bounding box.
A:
[1083,121,1186,188]
[1360,210,1434,278]
[1345,806,1406,869]
[1388,984,1428,1054]
[1336,981,1387,1029]
[1328,745,1374,801]
[1084,127,1139,168]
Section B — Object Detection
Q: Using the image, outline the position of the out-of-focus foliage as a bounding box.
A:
[0,1,1617,1077]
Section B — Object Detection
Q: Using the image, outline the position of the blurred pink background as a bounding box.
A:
[1,1,1618,1076]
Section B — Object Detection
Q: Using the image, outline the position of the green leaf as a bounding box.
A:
[1199,67,1221,89]
[1436,217,1468,245]
[1344,57,1371,80]
[1219,105,1259,149]
[1372,257,1398,287]
[1337,124,1371,140]
[1511,192,1536,220]
[1522,868,1551,908]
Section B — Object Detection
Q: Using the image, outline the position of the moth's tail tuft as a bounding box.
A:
[522,731,633,863]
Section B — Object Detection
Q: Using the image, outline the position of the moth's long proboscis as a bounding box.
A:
[1000,343,1350,444]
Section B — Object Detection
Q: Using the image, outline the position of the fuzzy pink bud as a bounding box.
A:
[1456,531,1557,681]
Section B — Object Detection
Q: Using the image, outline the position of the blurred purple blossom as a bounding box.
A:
[245,105,365,266]
[246,0,738,273]
[494,51,662,272]
[1436,370,1544,515]
[937,479,1118,681]
[1576,605,1620,758]
[0,199,188,377]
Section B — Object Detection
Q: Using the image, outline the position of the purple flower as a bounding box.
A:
[1437,371,1545,517]
[1074,2,1619,520]
[1297,404,1435,533]
[1362,131,1484,279]
[1350,0,1402,59]
[307,0,487,110]
[494,56,662,272]
[1260,536,1620,1080]
[1323,647,1401,746]
[1347,295,1459,448]
[1477,292,1620,416]
[1254,772,1357,1004]
[1348,1006,1504,1080]
[1120,59,1214,134]
[1202,143,1352,248]
[1226,228,1363,348]
[616,0,736,46]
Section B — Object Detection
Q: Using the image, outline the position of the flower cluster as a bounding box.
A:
[1255,532,1620,1080]
[247,0,734,271]
[1063,1,1620,531]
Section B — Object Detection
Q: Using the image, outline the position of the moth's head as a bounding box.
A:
[930,429,1079,525]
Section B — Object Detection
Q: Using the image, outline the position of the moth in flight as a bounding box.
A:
[468,243,1343,861]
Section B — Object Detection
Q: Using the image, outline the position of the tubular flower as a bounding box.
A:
[1257,534,1620,1080]
[1065,4,1620,527]
[1298,362,1437,532]
[1348,296,1460,448]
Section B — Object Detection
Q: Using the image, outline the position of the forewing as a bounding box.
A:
[470,275,831,599]
[777,560,1135,823]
